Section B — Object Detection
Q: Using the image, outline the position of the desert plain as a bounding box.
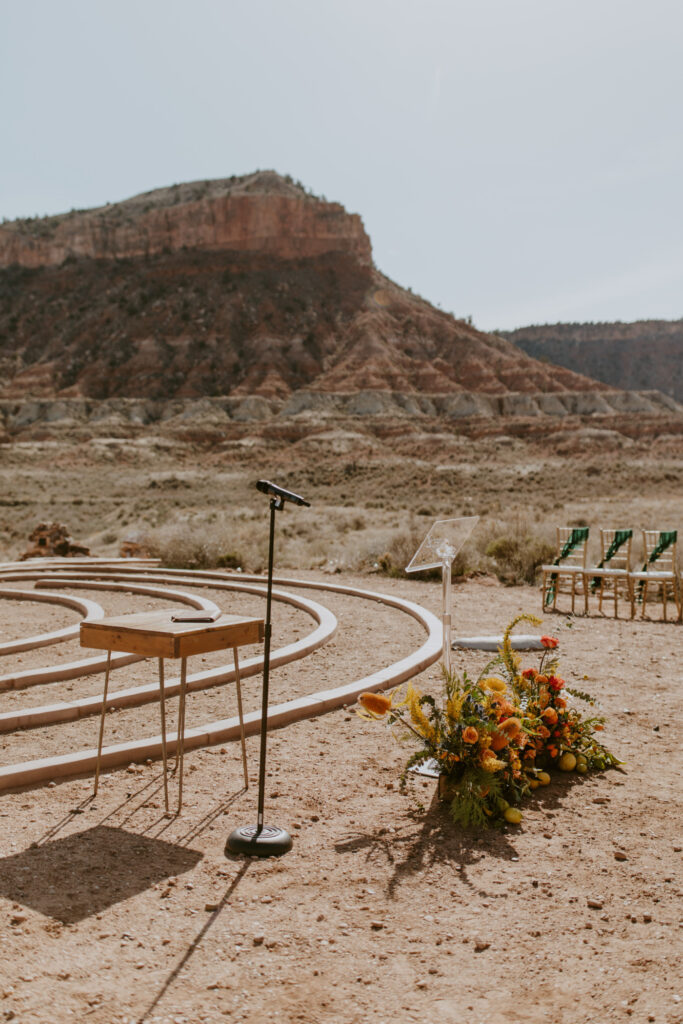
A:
[0,411,681,1024]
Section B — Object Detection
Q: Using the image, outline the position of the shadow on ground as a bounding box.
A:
[0,824,202,923]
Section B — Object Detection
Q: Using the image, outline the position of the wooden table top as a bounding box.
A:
[80,609,264,659]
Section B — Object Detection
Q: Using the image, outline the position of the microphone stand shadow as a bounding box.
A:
[137,860,251,1024]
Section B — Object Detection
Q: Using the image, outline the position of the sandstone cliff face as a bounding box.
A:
[0,171,372,268]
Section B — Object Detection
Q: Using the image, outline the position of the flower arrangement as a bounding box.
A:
[357,614,620,828]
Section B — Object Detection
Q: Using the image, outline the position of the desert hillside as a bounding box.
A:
[501,320,683,403]
[0,171,606,401]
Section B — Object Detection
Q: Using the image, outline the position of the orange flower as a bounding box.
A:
[541,635,559,649]
[542,707,558,726]
[594,723,604,731]
[538,725,551,739]
[554,696,567,709]
[497,701,516,718]
[500,717,522,738]
[547,745,558,759]
[358,692,392,717]
[489,730,509,752]
[536,675,548,685]
[462,726,479,744]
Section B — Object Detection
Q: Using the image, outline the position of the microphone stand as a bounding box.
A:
[226,492,294,857]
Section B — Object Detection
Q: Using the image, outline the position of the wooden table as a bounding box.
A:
[80,610,264,814]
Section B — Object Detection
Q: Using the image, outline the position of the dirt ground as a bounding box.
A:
[0,568,681,1024]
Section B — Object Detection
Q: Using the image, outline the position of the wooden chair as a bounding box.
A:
[587,529,633,618]
[629,530,679,621]
[540,527,589,614]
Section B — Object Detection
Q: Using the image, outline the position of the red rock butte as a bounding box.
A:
[1,170,670,410]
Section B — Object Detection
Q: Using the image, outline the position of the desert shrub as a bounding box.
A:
[482,521,555,585]
[374,525,471,580]
[142,523,248,571]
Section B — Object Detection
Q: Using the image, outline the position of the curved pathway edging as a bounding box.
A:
[0,569,441,793]
[0,581,216,691]
[0,589,106,655]
[0,580,336,732]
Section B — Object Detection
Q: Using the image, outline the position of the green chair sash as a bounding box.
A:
[637,530,677,602]
[544,527,589,607]
[590,529,632,591]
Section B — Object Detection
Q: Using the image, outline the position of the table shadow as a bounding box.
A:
[0,824,202,924]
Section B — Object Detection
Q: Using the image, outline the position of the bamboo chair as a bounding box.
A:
[587,529,633,618]
[629,530,679,621]
[540,527,590,614]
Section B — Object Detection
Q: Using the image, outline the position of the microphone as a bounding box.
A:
[256,480,311,507]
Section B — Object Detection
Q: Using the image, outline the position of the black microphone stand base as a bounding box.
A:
[226,824,293,858]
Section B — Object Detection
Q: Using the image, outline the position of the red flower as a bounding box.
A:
[522,668,536,680]
[548,676,565,691]
[541,635,559,649]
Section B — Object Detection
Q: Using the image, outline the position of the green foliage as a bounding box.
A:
[445,767,504,829]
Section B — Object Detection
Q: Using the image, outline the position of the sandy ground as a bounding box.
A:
[0,571,681,1024]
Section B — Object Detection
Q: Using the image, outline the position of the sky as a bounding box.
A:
[2,0,682,332]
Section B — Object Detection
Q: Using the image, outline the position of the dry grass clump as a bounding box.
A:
[141,517,263,572]
[370,514,556,585]
[478,516,556,585]
[372,522,472,579]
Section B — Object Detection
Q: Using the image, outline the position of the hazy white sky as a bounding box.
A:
[2,0,682,331]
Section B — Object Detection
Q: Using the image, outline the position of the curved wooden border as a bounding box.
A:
[0,580,336,732]
[0,567,440,792]
[0,582,217,691]
[0,589,106,655]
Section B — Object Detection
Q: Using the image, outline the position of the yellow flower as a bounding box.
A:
[445,691,464,724]
[480,749,505,772]
[406,683,437,744]
[481,677,507,693]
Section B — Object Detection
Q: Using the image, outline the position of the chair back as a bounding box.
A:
[557,527,588,568]
[599,529,632,570]
[642,530,677,573]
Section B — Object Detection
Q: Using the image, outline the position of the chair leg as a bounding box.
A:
[662,583,668,623]
[94,650,112,796]
[641,581,648,619]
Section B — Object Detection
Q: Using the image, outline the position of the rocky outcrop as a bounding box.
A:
[1,389,679,439]
[19,522,90,559]
[0,171,372,269]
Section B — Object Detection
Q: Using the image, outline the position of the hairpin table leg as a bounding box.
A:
[233,645,249,788]
[94,650,112,796]
[176,657,188,814]
[158,658,169,813]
